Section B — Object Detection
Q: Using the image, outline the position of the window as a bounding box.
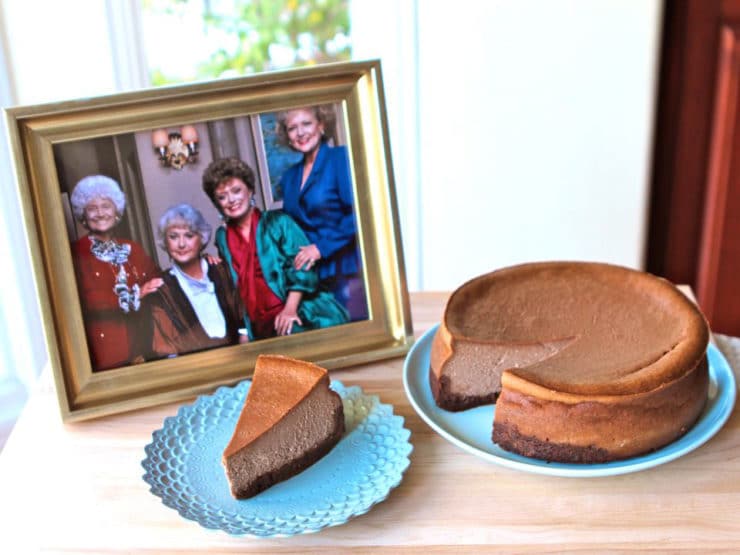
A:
[140,0,351,86]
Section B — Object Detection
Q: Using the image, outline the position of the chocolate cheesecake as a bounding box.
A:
[223,355,345,498]
[430,261,710,463]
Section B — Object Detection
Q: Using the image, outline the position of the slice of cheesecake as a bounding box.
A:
[222,354,345,499]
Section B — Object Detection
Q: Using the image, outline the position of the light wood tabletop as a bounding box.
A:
[1,291,739,554]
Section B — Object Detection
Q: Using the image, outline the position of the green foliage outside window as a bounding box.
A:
[142,0,351,86]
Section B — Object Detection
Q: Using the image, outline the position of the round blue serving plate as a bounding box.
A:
[142,381,412,537]
[404,324,736,477]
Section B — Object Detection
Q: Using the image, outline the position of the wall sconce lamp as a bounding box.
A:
[151,125,199,170]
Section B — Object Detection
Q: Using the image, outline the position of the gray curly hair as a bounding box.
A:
[70,175,126,223]
[157,203,212,253]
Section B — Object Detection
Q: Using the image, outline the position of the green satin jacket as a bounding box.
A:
[215,210,349,340]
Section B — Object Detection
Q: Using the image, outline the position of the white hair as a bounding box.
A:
[157,203,212,252]
[70,175,126,223]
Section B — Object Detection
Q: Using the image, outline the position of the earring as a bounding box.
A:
[249,197,256,207]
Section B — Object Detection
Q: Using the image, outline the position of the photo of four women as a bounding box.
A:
[69,105,361,372]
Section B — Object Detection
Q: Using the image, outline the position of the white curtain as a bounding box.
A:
[0,0,147,399]
[0,26,45,394]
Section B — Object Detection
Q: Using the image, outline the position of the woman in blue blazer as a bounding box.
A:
[276,105,368,321]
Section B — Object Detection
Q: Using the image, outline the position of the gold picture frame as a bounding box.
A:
[5,60,413,422]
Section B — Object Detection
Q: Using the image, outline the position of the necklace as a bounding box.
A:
[90,237,131,264]
[89,237,140,313]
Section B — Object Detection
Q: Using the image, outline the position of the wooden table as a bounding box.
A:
[1,292,739,553]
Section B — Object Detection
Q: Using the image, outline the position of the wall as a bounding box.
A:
[353,0,663,290]
[134,123,223,269]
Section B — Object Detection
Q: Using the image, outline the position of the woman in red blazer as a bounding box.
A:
[69,175,162,371]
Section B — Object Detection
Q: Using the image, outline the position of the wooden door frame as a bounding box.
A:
[646,1,720,287]
[648,0,740,334]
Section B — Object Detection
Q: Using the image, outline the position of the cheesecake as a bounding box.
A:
[430,261,709,463]
[223,354,345,498]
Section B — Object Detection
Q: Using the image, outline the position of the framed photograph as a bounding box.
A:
[5,60,413,422]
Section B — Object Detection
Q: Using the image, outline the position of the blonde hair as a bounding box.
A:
[274,105,336,149]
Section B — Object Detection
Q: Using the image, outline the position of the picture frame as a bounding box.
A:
[5,60,413,422]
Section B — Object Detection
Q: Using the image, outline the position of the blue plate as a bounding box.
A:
[404,325,736,477]
[142,381,412,537]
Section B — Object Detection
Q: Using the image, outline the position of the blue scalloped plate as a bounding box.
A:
[142,381,412,537]
[404,325,736,477]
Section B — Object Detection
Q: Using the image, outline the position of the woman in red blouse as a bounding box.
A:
[69,175,162,371]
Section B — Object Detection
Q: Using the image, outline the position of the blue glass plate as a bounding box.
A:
[142,381,412,537]
[404,325,736,477]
